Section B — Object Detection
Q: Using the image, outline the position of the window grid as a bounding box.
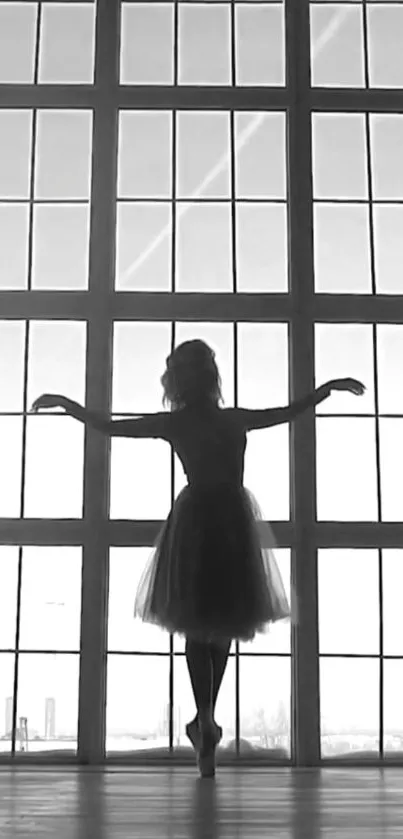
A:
[1,0,403,767]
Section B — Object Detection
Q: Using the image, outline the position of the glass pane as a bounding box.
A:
[24,416,84,518]
[235,4,285,86]
[27,321,87,409]
[0,417,23,518]
[120,3,174,85]
[19,547,82,652]
[38,3,95,84]
[35,111,93,200]
[16,654,79,752]
[112,322,171,414]
[244,425,289,520]
[320,658,379,757]
[373,205,403,295]
[314,324,375,414]
[370,115,403,200]
[316,418,378,520]
[377,325,403,414]
[239,550,291,655]
[0,203,29,289]
[235,113,286,199]
[239,657,291,756]
[0,111,32,199]
[238,323,288,409]
[383,550,403,657]
[118,112,172,199]
[108,548,171,653]
[106,654,170,752]
[175,321,234,408]
[0,654,16,752]
[0,321,26,412]
[0,547,19,650]
[368,6,403,88]
[384,660,403,753]
[176,203,232,292]
[318,549,379,655]
[178,5,231,85]
[310,4,364,87]
[116,203,172,292]
[0,3,37,83]
[379,419,403,521]
[176,112,230,200]
[313,203,371,293]
[312,113,368,199]
[110,434,171,520]
[32,204,90,290]
[236,203,288,293]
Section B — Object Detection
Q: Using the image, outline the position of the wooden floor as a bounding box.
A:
[0,766,403,838]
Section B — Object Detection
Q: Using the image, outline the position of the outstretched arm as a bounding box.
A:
[30,395,172,439]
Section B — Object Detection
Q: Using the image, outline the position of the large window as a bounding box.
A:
[0,0,402,765]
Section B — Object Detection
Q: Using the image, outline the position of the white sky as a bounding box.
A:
[0,1,403,746]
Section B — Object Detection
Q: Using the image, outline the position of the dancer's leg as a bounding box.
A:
[185,638,213,721]
[188,639,231,726]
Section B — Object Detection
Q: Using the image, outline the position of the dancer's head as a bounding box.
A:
[161,339,223,411]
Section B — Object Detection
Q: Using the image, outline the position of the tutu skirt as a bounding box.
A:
[133,483,295,645]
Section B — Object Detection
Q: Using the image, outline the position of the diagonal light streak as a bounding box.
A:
[120,6,351,287]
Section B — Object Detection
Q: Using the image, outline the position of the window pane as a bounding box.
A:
[0,111,32,199]
[316,418,378,520]
[0,417,23,518]
[116,202,172,292]
[0,654,16,752]
[236,203,288,293]
[112,322,171,414]
[238,323,288,409]
[235,4,285,86]
[318,549,379,655]
[373,205,403,295]
[19,547,82,652]
[383,550,403,657]
[38,3,95,84]
[320,659,379,757]
[32,204,90,290]
[370,114,403,200]
[0,321,26,412]
[379,419,403,521]
[377,325,403,414]
[239,658,291,755]
[384,660,403,753]
[27,321,87,409]
[17,654,79,751]
[310,5,365,88]
[179,5,231,85]
[106,654,170,752]
[118,112,172,199]
[108,548,171,653]
[177,112,230,200]
[176,203,232,292]
[35,111,93,200]
[110,434,171,520]
[244,425,289,520]
[235,113,286,199]
[0,3,37,83]
[312,113,368,199]
[368,6,403,88]
[120,3,174,85]
[24,417,84,518]
[314,324,375,414]
[313,203,372,293]
[0,547,19,650]
[0,204,29,289]
[175,322,234,408]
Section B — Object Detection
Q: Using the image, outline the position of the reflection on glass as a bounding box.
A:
[312,113,368,200]
[320,658,379,757]
[112,322,171,415]
[38,3,95,84]
[0,204,30,290]
[315,324,375,414]
[177,112,231,200]
[178,5,231,86]
[318,549,379,656]
[16,654,79,752]
[116,202,172,292]
[311,4,364,88]
[316,418,378,520]
[106,654,170,752]
[32,204,90,290]
[235,113,286,199]
[313,203,371,294]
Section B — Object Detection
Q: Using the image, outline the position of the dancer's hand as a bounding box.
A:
[30,394,69,413]
[328,378,366,396]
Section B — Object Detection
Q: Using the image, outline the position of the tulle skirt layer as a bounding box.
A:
[133,483,295,645]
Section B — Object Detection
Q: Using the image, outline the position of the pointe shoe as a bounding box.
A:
[197,718,220,779]
[186,718,222,755]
